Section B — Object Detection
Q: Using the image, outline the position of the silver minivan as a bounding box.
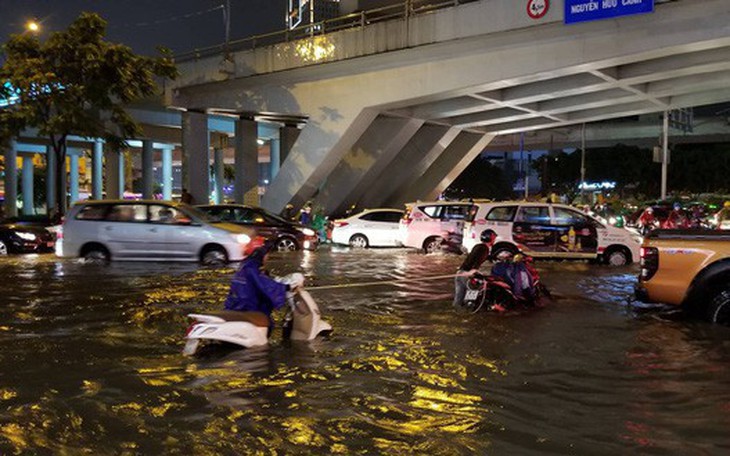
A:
[56,200,254,264]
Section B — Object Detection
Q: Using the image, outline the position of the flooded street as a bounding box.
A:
[1,248,729,455]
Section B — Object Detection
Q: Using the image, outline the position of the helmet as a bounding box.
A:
[480,229,496,243]
[646,207,654,214]
[244,236,269,257]
[725,201,730,208]
[673,203,681,210]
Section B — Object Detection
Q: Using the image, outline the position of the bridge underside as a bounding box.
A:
[173,0,730,214]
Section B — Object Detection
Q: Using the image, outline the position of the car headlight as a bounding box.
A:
[234,234,251,244]
[299,228,316,237]
[16,232,37,241]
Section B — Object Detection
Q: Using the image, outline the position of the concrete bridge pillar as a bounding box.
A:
[279,125,300,165]
[234,118,259,206]
[92,140,104,200]
[213,147,225,204]
[68,149,81,205]
[2,139,18,219]
[104,146,124,200]
[21,154,34,216]
[160,146,174,200]
[45,145,56,214]
[141,139,155,199]
[269,138,281,182]
[182,111,210,204]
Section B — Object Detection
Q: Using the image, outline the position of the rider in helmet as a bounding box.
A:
[715,201,730,230]
[453,229,496,308]
[662,202,690,230]
[224,237,305,331]
[638,206,657,235]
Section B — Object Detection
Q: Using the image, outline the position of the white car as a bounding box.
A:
[331,209,404,248]
[57,200,254,264]
[462,201,641,265]
[399,201,475,253]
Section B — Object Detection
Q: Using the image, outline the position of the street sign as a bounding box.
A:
[564,0,654,25]
[527,0,549,20]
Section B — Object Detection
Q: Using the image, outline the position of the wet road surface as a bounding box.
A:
[1,248,729,454]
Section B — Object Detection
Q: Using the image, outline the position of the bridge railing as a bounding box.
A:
[175,0,479,62]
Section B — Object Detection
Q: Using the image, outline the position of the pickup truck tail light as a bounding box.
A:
[640,247,659,281]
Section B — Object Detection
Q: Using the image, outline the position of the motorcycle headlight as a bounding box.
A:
[16,232,36,241]
[234,234,251,244]
[299,228,316,237]
[608,217,617,225]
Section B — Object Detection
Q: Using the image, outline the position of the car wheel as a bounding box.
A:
[82,246,110,264]
[201,246,228,266]
[490,244,517,262]
[0,240,7,256]
[707,288,730,326]
[275,237,298,251]
[423,236,443,254]
[349,234,369,249]
[605,248,630,266]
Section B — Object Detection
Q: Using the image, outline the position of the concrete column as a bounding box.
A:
[270,138,281,181]
[45,145,56,215]
[161,146,173,200]
[182,111,210,204]
[21,155,34,216]
[279,125,300,164]
[92,140,103,200]
[69,151,80,204]
[2,139,18,219]
[234,118,259,206]
[141,139,154,199]
[104,146,124,199]
[59,155,68,211]
[213,147,225,204]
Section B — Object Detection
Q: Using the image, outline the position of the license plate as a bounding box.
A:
[465,289,479,300]
[182,338,200,356]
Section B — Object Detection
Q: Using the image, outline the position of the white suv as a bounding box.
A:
[462,201,641,265]
[399,201,475,253]
[57,200,254,264]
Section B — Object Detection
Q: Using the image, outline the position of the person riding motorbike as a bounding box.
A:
[662,203,690,230]
[223,237,305,332]
[453,230,496,308]
[637,207,658,236]
[490,254,538,310]
[715,201,730,230]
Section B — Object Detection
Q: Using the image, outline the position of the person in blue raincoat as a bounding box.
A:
[224,238,304,330]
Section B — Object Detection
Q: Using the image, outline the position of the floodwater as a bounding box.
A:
[0,248,729,455]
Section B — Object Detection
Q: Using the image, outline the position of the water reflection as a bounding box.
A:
[0,251,728,454]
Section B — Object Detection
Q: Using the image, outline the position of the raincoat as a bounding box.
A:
[223,248,288,319]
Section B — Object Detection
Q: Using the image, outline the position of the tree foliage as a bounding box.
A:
[444,156,514,200]
[0,12,177,214]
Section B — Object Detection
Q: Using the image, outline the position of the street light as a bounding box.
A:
[25,20,40,33]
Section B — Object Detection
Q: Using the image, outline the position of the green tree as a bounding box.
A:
[0,12,177,215]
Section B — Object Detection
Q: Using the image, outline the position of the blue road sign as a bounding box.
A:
[565,0,654,25]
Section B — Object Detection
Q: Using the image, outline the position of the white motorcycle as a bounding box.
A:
[182,277,332,356]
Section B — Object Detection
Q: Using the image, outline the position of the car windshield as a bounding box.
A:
[259,209,291,225]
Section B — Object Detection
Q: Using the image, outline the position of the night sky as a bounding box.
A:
[0,0,287,56]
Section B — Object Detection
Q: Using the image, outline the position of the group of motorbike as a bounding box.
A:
[462,254,550,314]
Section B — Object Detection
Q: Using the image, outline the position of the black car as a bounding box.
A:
[0,223,56,255]
[195,204,319,251]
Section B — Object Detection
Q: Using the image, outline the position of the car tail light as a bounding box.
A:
[640,247,659,281]
[334,221,349,228]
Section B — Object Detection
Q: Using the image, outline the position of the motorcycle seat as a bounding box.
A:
[210,310,271,328]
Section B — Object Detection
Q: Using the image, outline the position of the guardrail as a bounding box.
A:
[175,0,479,62]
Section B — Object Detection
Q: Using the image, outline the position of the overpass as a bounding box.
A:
[4,0,730,219]
[169,0,730,215]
